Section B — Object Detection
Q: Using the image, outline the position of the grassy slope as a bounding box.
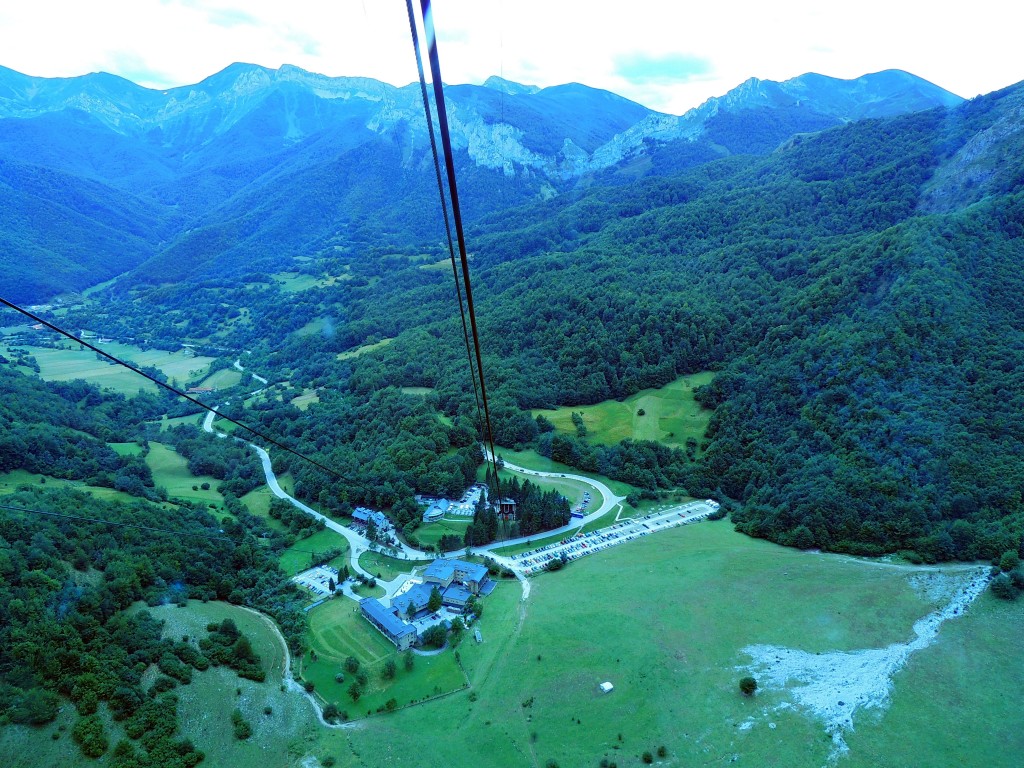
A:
[0,469,144,505]
[0,600,317,768]
[201,367,242,389]
[357,551,432,582]
[533,372,715,449]
[145,442,224,507]
[324,523,1021,768]
[413,517,472,550]
[279,528,351,577]
[3,341,214,395]
[2,525,1019,767]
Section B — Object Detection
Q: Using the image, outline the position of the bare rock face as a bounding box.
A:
[919,86,1024,213]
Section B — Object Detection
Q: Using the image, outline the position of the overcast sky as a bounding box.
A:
[1,1,1022,115]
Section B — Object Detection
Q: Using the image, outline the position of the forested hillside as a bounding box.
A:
[7,75,1024,564]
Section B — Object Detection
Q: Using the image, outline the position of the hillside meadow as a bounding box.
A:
[2,522,1020,768]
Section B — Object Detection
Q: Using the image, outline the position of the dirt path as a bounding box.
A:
[238,605,359,731]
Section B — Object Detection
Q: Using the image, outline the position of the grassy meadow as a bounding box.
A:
[4,340,214,395]
[533,372,715,449]
[200,367,242,389]
[2,523,1020,768]
[278,528,350,577]
[145,442,224,506]
[358,551,433,582]
[413,516,472,550]
[336,338,394,360]
[0,469,142,505]
[317,522,1022,768]
[0,601,318,768]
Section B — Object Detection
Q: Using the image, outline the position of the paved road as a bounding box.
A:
[475,449,627,554]
[233,358,269,385]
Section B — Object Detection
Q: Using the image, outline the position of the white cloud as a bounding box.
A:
[0,1,1021,111]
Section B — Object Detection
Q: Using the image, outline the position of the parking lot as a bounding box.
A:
[292,564,341,597]
[511,500,718,575]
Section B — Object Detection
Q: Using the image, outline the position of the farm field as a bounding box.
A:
[201,367,242,389]
[2,340,214,395]
[316,522,1022,768]
[151,412,204,431]
[291,388,321,410]
[145,441,224,506]
[533,371,715,449]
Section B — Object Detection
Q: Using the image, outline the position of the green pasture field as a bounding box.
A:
[400,386,435,396]
[278,528,350,577]
[201,367,242,389]
[292,317,331,337]
[145,442,224,506]
[490,447,637,498]
[272,271,347,292]
[240,486,287,533]
[358,550,432,582]
[0,469,142,505]
[109,441,144,457]
[413,517,471,550]
[313,522,1022,768]
[336,338,394,360]
[291,388,321,410]
[152,412,204,431]
[3,341,214,396]
[533,371,715,449]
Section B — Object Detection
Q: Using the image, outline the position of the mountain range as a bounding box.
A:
[0,63,973,302]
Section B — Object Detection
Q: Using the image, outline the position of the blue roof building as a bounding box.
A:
[391,582,436,620]
[360,598,417,650]
[424,558,490,594]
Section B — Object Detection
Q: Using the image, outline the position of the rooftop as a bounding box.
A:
[360,598,416,639]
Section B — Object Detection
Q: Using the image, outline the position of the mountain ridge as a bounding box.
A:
[0,63,987,302]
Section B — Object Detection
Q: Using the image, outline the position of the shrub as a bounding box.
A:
[642,752,654,764]
[657,745,667,757]
[739,676,758,696]
[231,709,252,740]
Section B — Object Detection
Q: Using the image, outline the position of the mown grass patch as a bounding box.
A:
[358,551,432,582]
[291,388,321,410]
[109,441,145,457]
[533,372,715,449]
[413,517,471,550]
[152,412,204,432]
[303,598,467,718]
